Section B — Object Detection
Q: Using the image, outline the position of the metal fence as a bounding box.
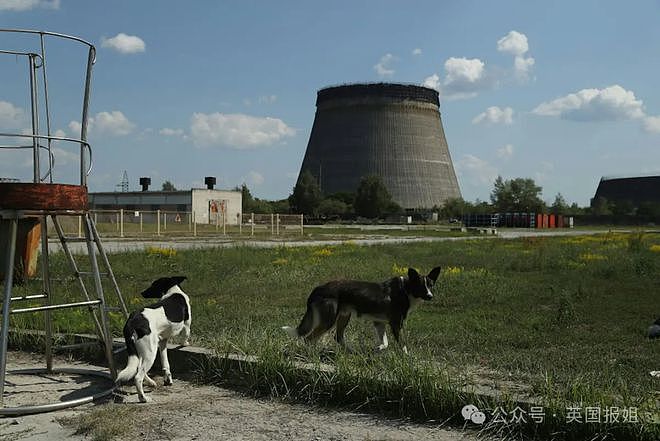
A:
[50,210,304,238]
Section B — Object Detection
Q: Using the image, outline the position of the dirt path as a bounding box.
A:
[1,351,478,441]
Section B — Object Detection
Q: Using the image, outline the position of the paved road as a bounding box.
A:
[48,228,614,254]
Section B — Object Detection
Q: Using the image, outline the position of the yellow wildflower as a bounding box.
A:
[579,253,607,261]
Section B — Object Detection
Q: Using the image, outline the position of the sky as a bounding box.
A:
[1,0,660,206]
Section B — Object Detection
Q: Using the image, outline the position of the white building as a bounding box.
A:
[89,188,242,226]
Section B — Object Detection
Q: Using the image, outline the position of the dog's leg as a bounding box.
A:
[159,339,173,386]
[334,313,351,346]
[144,374,157,388]
[135,338,159,403]
[373,322,388,351]
[305,325,329,343]
[389,320,408,354]
[304,300,336,344]
[182,322,191,346]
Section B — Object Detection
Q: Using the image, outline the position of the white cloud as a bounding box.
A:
[442,57,488,99]
[532,85,645,121]
[534,161,554,183]
[94,111,135,135]
[643,115,660,133]
[455,154,498,185]
[445,57,484,83]
[258,95,277,104]
[68,120,82,135]
[514,55,535,81]
[0,0,59,11]
[497,144,514,158]
[422,74,440,91]
[0,100,24,128]
[159,128,184,137]
[190,112,295,149]
[51,146,78,166]
[497,31,535,81]
[472,106,514,125]
[245,171,264,186]
[374,53,395,77]
[497,30,529,56]
[412,48,422,56]
[69,110,135,137]
[101,33,146,54]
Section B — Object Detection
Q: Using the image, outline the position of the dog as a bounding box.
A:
[648,317,660,339]
[115,276,191,403]
[282,267,441,353]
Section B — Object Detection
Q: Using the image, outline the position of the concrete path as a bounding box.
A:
[49,228,613,254]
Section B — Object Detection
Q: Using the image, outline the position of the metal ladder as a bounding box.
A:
[0,210,129,409]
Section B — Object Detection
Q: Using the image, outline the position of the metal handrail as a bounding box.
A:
[0,28,96,56]
[0,29,96,186]
[0,133,93,177]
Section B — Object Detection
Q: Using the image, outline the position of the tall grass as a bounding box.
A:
[5,232,660,439]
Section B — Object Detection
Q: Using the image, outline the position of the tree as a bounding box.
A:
[289,170,322,215]
[318,198,348,216]
[441,197,472,219]
[490,176,545,213]
[269,198,290,214]
[235,184,255,212]
[551,193,569,213]
[354,175,396,219]
[590,196,612,216]
[162,180,177,191]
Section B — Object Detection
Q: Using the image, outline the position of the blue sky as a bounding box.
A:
[1,0,660,205]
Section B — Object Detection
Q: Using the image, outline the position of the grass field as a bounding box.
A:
[6,232,660,440]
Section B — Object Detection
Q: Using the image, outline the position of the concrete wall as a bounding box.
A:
[191,189,242,226]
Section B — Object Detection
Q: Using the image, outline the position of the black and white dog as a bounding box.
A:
[115,276,191,403]
[283,267,441,353]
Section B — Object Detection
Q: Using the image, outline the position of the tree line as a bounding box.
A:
[237,170,400,219]
[216,173,657,220]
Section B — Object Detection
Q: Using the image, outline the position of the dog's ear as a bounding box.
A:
[141,276,187,298]
[408,268,420,281]
[170,276,187,287]
[428,266,441,283]
[141,277,169,298]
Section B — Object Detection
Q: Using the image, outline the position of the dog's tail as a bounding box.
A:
[282,304,317,339]
[115,327,140,384]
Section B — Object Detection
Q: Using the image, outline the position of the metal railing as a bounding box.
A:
[0,29,96,185]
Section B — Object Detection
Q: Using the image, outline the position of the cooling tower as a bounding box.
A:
[297,83,461,209]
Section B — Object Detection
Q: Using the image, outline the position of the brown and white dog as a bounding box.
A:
[283,267,441,353]
[115,276,191,403]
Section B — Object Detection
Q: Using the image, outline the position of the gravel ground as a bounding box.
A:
[1,351,480,441]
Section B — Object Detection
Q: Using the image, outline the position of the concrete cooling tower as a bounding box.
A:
[297,83,461,209]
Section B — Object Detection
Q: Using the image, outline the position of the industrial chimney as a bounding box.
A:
[204,176,216,190]
[297,83,461,209]
[139,177,151,192]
